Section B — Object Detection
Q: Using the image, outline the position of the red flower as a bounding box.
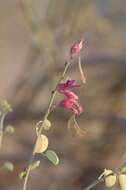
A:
[70,40,83,55]
[57,80,83,115]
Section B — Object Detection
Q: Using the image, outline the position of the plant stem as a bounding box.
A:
[78,54,86,84]
[23,166,31,190]
[83,178,104,190]
[0,114,5,150]
[22,60,72,190]
[38,61,72,135]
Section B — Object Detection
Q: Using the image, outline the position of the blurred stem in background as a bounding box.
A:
[0,100,13,150]
[0,114,6,149]
[0,101,14,172]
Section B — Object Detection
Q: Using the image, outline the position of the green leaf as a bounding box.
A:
[117,164,126,174]
[119,174,126,190]
[121,166,126,174]
[3,161,14,171]
[44,150,59,165]
[5,125,15,134]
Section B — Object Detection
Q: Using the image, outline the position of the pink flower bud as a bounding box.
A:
[70,40,83,55]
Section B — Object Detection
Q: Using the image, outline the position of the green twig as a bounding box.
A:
[83,178,104,190]
[22,61,72,190]
[23,166,31,190]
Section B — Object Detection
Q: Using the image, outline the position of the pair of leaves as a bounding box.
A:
[99,168,126,190]
[19,119,58,179]
[34,132,59,165]
[19,132,59,180]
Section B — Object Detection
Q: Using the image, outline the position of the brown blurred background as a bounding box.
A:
[0,0,126,189]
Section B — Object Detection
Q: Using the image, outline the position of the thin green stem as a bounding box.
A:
[23,166,31,190]
[83,177,104,190]
[0,114,5,150]
[22,60,72,190]
[38,61,71,135]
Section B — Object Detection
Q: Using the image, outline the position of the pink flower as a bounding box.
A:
[57,80,83,115]
[70,40,83,55]
[59,98,83,115]
[57,79,78,93]
[63,90,78,100]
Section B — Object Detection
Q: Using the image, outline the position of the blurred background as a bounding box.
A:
[0,0,126,189]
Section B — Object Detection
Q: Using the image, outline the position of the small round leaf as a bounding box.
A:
[43,119,51,130]
[44,150,59,165]
[34,134,48,154]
